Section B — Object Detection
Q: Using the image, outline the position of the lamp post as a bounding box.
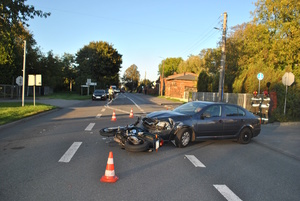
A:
[22,40,26,107]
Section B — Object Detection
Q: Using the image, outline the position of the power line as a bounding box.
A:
[178,15,223,57]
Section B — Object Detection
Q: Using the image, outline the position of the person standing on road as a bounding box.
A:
[108,86,114,101]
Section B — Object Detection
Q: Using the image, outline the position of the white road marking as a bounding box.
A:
[185,155,206,167]
[101,108,105,112]
[96,114,102,118]
[85,123,95,131]
[58,142,82,163]
[214,185,243,201]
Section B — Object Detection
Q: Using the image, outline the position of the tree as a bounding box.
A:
[197,71,209,92]
[0,22,42,84]
[39,51,64,90]
[61,53,76,91]
[158,57,183,77]
[75,41,122,89]
[0,0,50,65]
[253,0,300,71]
[122,64,140,91]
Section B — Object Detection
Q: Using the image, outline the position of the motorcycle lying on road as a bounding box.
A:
[99,118,164,152]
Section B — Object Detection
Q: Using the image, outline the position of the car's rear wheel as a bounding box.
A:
[175,128,191,148]
[238,128,252,144]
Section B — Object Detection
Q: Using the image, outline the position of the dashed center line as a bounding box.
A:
[85,123,95,131]
[214,185,243,201]
[185,155,206,167]
[58,142,82,163]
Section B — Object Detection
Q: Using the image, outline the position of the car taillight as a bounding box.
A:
[160,139,164,147]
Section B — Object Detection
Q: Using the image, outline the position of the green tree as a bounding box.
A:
[122,64,140,91]
[197,71,209,92]
[0,0,50,65]
[178,55,203,74]
[158,57,183,77]
[0,23,41,84]
[75,41,122,89]
[61,53,76,91]
[39,51,64,90]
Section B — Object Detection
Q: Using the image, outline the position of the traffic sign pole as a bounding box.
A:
[282,72,295,115]
[257,73,264,95]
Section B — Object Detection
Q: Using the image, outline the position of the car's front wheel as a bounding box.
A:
[175,128,191,148]
[238,128,252,144]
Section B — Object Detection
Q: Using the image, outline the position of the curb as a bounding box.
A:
[262,121,300,126]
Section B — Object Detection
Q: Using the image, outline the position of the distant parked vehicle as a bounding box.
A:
[92,89,107,100]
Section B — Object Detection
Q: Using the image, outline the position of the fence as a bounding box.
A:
[191,92,253,111]
[0,84,53,99]
[0,85,20,99]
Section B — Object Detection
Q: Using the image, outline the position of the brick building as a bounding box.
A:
[163,72,198,101]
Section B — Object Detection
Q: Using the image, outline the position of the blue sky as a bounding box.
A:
[27,0,256,82]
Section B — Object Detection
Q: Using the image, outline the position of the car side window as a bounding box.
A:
[224,105,244,116]
[204,105,221,118]
[237,108,246,116]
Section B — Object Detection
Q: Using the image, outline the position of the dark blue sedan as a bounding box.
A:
[92,89,107,100]
[142,101,261,147]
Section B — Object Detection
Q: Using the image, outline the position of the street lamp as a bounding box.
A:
[22,40,26,107]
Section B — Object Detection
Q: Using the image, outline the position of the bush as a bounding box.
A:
[270,83,300,122]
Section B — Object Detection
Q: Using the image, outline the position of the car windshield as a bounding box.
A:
[95,90,105,94]
[173,102,208,115]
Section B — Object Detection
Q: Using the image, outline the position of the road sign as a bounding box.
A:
[16,76,23,86]
[257,73,264,80]
[282,72,294,86]
[28,74,42,86]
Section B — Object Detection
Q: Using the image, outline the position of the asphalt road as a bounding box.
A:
[0,93,299,201]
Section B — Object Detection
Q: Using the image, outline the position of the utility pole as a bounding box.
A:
[160,60,164,96]
[22,40,26,107]
[218,12,227,102]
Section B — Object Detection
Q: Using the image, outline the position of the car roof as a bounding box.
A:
[192,101,226,105]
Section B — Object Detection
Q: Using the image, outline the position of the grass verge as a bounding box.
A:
[0,102,56,125]
[43,92,91,100]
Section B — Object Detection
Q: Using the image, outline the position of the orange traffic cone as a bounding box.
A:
[100,151,119,183]
[129,108,134,118]
[111,110,116,121]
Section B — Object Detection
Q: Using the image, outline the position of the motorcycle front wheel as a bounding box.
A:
[99,127,124,137]
[125,140,150,152]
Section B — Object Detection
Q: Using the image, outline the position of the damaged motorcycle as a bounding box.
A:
[99,118,164,152]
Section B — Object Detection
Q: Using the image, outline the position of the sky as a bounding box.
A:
[26,0,257,82]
